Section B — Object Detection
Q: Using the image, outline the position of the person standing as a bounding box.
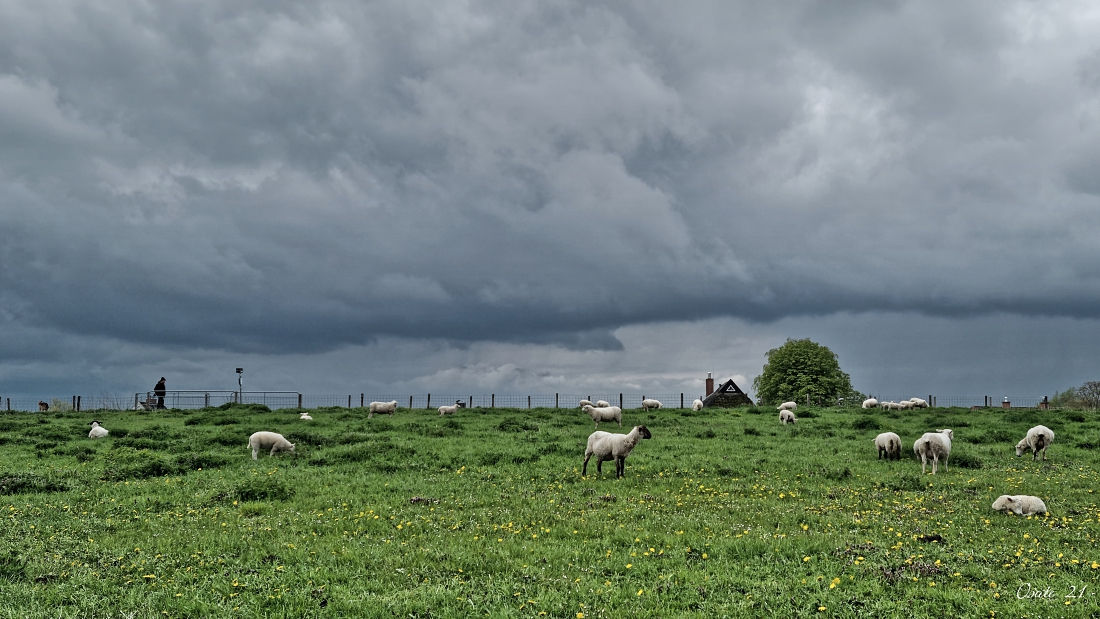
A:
[154,377,166,409]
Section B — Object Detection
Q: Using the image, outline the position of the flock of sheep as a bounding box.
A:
[776,399,1053,517]
[79,395,1057,513]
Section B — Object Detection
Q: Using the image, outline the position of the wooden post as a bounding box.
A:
[5,398,8,411]
[555,393,558,408]
[933,396,936,408]
[427,394,431,410]
[491,393,495,408]
[681,393,684,409]
[619,393,623,408]
[468,396,472,408]
[297,393,303,408]
[528,395,531,409]
[134,393,139,409]
[77,396,81,412]
[361,394,364,407]
[72,396,76,410]
[408,395,412,409]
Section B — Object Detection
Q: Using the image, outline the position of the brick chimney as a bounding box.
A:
[705,372,714,396]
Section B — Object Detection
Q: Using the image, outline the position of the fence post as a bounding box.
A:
[5,398,8,411]
[528,395,531,409]
[72,396,75,410]
[491,394,495,408]
[619,393,623,408]
[77,396,81,412]
[681,393,684,409]
[361,394,364,407]
[932,396,936,408]
[555,393,558,408]
[134,393,139,409]
[427,394,431,410]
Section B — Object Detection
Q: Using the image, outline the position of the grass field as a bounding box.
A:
[1,403,1098,617]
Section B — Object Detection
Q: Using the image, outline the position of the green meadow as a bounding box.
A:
[1,403,1099,617]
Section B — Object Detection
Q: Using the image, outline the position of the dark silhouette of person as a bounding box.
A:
[154,377,166,409]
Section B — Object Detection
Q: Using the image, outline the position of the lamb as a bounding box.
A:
[898,401,914,410]
[1015,425,1054,461]
[909,398,929,408]
[582,404,622,429]
[595,400,611,408]
[88,421,109,439]
[862,398,879,409]
[438,404,459,416]
[777,401,797,412]
[992,495,1048,516]
[692,399,704,411]
[641,398,662,411]
[247,431,295,460]
[881,401,901,411]
[874,432,901,460]
[582,425,652,478]
[779,410,797,424]
[914,429,953,474]
[299,412,313,421]
[368,400,398,419]
[578,400,595,408]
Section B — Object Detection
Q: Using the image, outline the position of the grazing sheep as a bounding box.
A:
[909,398,929,408]
[582,425,652,478]
[692,399,704,411]
[914,429,953,475]
[299,412,313,421]
[247,431,295,460]
[1016,425,1054,461]
[992,495,1048,516]
[438,404,459,416]
[779,410,797,424]
[862,398,879,409]
[38,401,48,412]
[881,401,901,411]
[874,432,901,460]
[595,400,611,408]
[641,398,662,412]
[88,421,109,439]
[777,401,797,412]
[582,404,622,429]
[578,400,595,408]
[898,401,914,410]
[368,400,398,419]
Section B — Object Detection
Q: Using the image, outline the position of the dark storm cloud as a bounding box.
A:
[2,0,1100,395]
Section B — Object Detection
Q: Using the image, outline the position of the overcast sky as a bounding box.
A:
[1,0,1099,401]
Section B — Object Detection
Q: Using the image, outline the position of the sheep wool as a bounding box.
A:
[438,404,459,416]
[299,413,313,421]
[861,398,879,409]
[248,431,295,460]
[641,399,662,412]
[578,400,595,408]
[914,429,953,475]
[88,421,109,439]
[369,400,398,419]
[992,495,1047,516]
[595,400,611,408]
[779,410,797,425]
[777,401,797,412]
[582,404,622,430]
[692,399,704,411]
[1016,425,1054,461]
[874,432,901,460]
[582,425,652,478]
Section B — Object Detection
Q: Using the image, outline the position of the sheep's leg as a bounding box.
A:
[252,449,258,460]
[616,457,624,478]
[582,455,590,476]
[596,459,603,474]
[920,455,926,475]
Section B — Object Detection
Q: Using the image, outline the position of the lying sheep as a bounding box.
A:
[914,429,953,475]
[692,399,704,411]
[582,404,622,429]
[874,432,901,460]
[1016,425,1054,461]
[88,421,109,439]
[779,410,797,424]
[777,401,797,412]
[248,431,295,460]
[299,412,313,421]
[992,494,1048,516]
[641,398,662,412]
[578,400,595,408]
[582,425,652,478]
[862,398,879,409]
[595,400,611,408]
[369,400,398,419]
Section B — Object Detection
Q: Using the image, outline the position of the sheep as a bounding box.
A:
[874,432,901,460]
[582,404,622,429]
[992,495,1048,516]
[909,398,929,408]
[777,401,797,412]
[862,398,879,409]
[881,401,901,411]
[299,412,313,421]
[38,401,48,412]
[641,398,662,412]
[247,431,295,460]
[438,404,459,416]
[578,400,595,408]
[779,410,797,424]
[595,400,611,408]
[914,429,953,475]
[369,400,398,419]
[582,425,652,478]
[692,399,704,411]
[898,401,914,410]
[88,421,109,439]
[1015,425,1054,461]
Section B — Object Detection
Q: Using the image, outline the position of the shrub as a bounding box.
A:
[498,419,538,432]
[234,478,294,502]
[0,473,69,495]
[951,453,982,469]
[101,447,175,481]
[851,417,880,431]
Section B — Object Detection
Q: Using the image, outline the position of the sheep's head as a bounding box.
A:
[637,425,652,439]
[90,420,101,426]
[992,495,1014,511]
[937,429,954,440]
[581,405,594,414]
[288,443,296,452]
[1015,439,1028,457]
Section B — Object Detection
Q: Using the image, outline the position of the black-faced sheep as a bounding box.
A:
[88,421,109,439]
[779,410,796,424]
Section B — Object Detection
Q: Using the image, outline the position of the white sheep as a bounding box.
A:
[247,431,295,460]
[914,429,953,475]
[881,401,901,411]
[692,399,704,411]
[438,404,459,416]
[299,412,313,421]
[88,421,109,439]
[992,495,1048,516]
[582,425,652,478]
[862,398,879,409]
[909,398,929,408]
[779,410,797,424]
[582,404,622,429]
[1015,425,1054,461]
[898,401,914,410]
[874,432,901,460]
[595,400,611,408]
[641,398,662,411]
[369,400,398,419]
[777,401,797,412]
[578,400,595,408]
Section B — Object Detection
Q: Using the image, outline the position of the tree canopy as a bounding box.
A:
[752,338,862,406]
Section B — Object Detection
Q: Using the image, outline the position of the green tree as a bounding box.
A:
[752,338,862,406]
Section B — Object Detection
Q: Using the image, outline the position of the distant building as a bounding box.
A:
[701,377,754,408]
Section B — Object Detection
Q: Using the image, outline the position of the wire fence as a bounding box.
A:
[0,392,1064,412]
